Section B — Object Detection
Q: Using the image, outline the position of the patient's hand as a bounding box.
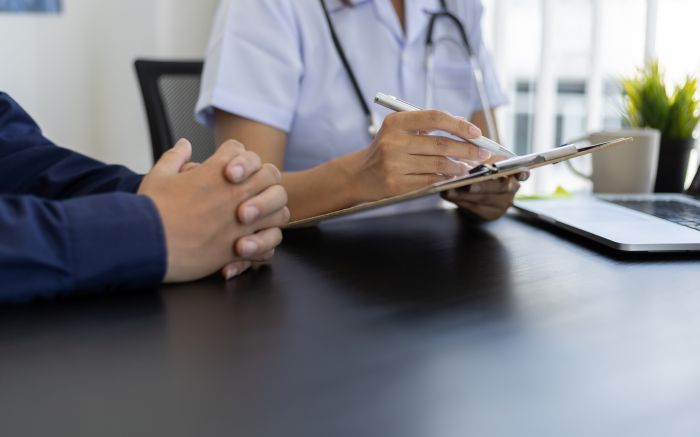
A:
[177,140,289,280]
[139,139,289,283]
[442,170,529,222]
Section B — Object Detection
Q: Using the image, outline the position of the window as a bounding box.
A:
[481,0,698,194]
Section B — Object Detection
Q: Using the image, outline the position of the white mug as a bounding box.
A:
[567,129,661,193]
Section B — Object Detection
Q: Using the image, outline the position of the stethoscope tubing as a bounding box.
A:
[321,0,496,139]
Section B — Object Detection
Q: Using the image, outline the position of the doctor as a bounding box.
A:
[197,0,525,222]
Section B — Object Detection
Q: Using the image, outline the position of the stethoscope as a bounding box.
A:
[319,0,497,139]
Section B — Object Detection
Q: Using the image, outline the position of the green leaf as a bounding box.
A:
[621,60,699,140]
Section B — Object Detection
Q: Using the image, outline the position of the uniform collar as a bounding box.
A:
[325,0,442,15]
[325,0,443,45]
[376,0,442,46]
[325,0,373,14]
[407,0,444,41]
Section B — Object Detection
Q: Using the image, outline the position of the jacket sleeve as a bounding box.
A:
[0,92,145,198]
[0,92,167,302]
[0,193,167,303]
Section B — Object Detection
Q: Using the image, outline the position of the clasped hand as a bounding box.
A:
[138,139,289,282]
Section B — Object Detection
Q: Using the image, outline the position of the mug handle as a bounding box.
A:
[564,135,592,180]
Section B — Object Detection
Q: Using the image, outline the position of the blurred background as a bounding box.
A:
[0,0,697,192]
[482,0,699,193]
[0,0,219,173]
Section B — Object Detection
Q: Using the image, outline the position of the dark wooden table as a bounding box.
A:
[1,208,699,437]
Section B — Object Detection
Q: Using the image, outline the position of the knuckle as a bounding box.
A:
[272,227,284,243]
[456,117,471,133]
[383,112,400,128]
[272,165,282,183]
[270,226,282,237]
[262,163,281,183]
[434,135,449,154]
[427,109,449,124]
[434,157,447,174]
[218,155,232,168]
[222,139,245,152]
[249,151,262,166]
[216,141,245,163]
[259,163,274,179]
[468,146,483,161]
[276,185,289,205]
[448,161,465,177]
[281,207,291,223]
[239,150,255,165]
[425,110,440,122]
[377,137,396,154]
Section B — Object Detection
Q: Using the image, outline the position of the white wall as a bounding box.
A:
[0,3,94,156]
[0,0,218,173]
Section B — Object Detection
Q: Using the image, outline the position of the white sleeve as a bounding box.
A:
[465,0,508,111]
[195,0,303,132]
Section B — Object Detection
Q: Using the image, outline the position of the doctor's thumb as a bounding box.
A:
[152,138,193,176]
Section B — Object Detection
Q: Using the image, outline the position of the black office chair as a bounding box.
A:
[134,59,216,163]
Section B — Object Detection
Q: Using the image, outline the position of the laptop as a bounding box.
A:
[514,166,700,252]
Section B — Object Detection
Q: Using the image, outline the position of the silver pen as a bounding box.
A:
[374,93,517,158]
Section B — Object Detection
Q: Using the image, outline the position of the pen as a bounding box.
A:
[374,92,517,158]
[495,144,577,171]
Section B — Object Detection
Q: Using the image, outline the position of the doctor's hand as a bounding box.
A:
[348,110,490,201]
[138,139,289,283]
[442,170,529,222]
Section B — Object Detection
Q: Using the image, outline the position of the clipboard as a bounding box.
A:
[287,137,632,228]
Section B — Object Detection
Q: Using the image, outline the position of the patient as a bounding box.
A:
[0,92,289,302]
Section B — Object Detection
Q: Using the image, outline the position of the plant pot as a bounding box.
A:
[654,137,695,192]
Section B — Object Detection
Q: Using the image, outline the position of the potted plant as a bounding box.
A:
[623,61,700,192]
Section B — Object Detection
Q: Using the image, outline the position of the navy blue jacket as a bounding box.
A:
[0,92,166,302]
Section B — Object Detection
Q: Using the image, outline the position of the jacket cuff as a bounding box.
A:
[63,193,167,291]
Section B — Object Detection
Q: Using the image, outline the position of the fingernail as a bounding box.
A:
[469,125,482,137]
[478,149,492,160]
[230,165,245,183]
[243,206,259,224]
[471,184,482,193]
[241,241,258,256]
[225,267,238,281]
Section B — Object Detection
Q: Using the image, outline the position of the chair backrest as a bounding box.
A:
[134,59,216,163]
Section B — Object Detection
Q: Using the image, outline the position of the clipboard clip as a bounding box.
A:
[468,164,498,176]
[431,164,497,188]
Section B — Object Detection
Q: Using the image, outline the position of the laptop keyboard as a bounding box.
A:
[607,199,700,232]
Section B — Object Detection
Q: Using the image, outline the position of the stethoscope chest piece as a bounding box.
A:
[368,124,379,138]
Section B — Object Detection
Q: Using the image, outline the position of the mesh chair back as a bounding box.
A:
[135,60,216,163]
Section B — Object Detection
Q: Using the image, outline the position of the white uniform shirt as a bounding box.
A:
[196,0,507,217]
